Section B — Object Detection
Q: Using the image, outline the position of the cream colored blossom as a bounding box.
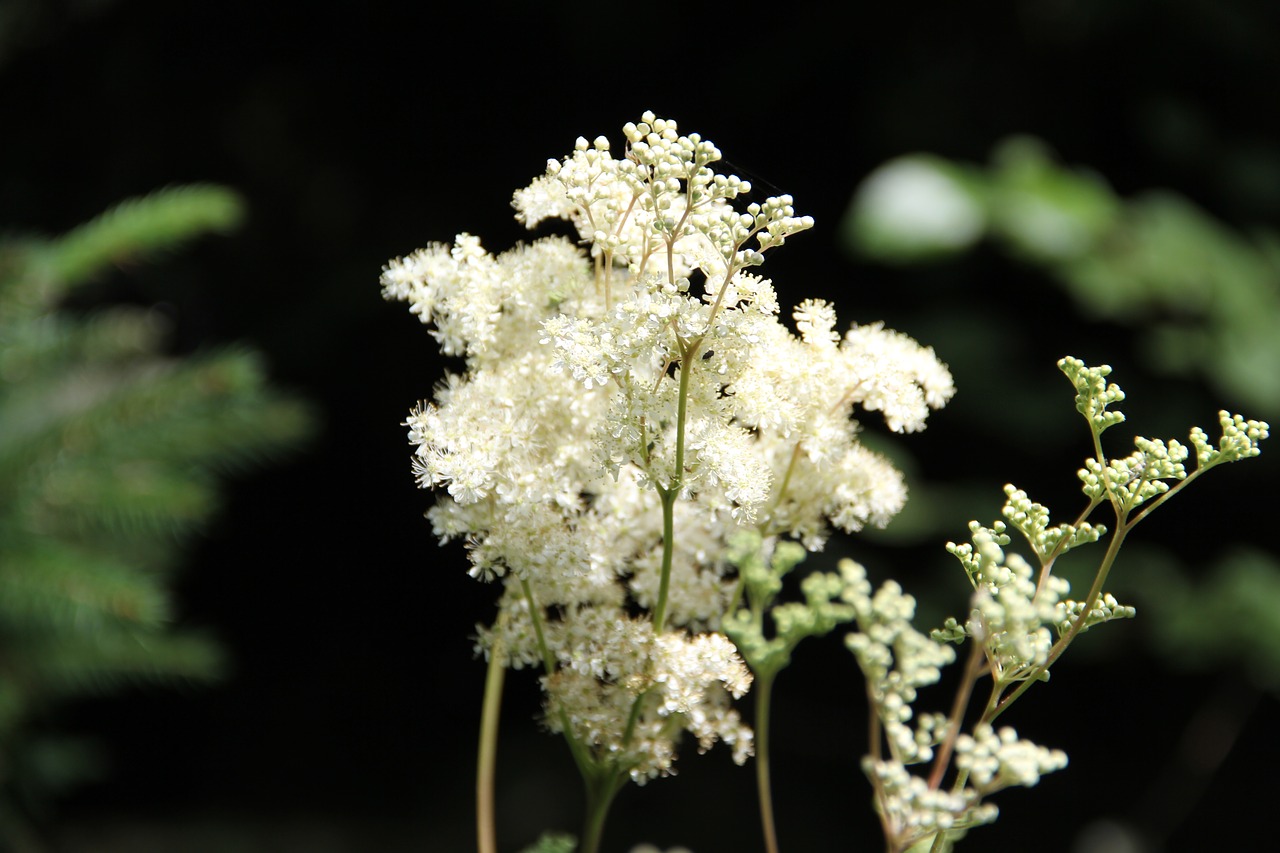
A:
[385,113,952,784]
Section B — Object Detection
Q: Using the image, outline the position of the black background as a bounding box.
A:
[3,1,1278,851]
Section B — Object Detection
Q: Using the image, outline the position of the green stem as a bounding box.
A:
[520,578,593,777]
[580,769,626,853]
[865,682,897,850]
[1127,464,1210,528]
[673,349,692,486]
[520,578,556,675]
[652,353,694,635]
[762,442,805,533]
[519,578,629,852]
[754,671,780,853]
[654,487,677,635]
[477,616,507,853]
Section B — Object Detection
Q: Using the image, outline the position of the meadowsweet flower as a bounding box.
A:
[386,114,1271,853]
[385,112,951,784]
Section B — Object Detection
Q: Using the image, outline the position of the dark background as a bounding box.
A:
[3,1,1278,851]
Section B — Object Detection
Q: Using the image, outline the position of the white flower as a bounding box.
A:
[954,724,1068,794]
[385,113,954,783]
[842,322,956,433]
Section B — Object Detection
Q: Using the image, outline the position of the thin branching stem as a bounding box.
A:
[1034,497,1102,600]
[866,681,897,849]
[988,518,1128,723]
[927,637,988,791]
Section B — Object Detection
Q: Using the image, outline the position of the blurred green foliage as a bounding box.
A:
[0,185,313,847]
[519,833,577,853]
[843,142,1280,696]
[844,136,1280,419]
[1122,546,1280,693]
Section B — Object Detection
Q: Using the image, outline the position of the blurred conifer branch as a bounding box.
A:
[0,185,314,849]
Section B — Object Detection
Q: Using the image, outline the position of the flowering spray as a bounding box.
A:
[381,114,1267,853]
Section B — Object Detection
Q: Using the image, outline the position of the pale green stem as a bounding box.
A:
[651,230,751,634]
[601,249,612,310]
[519,578,630,852]
[653,487,677,635]
[754,671,780,853]
[519,578,556,675]
[652,353,694,635]
[702,259,740,331]
[923,642,992,853]
[621,689,650,748]
[520,577,592,776]
[665,232,681,289]
[762,441,805,531]
[580,770,627,853]
[477,617,506,853]
[925,819,950,853]
[1127,464,1211,527]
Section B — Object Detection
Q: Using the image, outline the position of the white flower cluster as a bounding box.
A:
[943,510,1130,680]
[954,525,1068,684]
[1191,411,1269,465]
[383,113,953,782]
[862,756,998,846]
[842,559,956,764]
[972,551,1061,683]
[1078,438,1189,511]
[953,724,1068,794]
[1059,357,1126,433]
[853,502,1076,847]
[1055,591,1136,636]
[1061,357,1268,514]
[1000,484,1105,564]
[538,613,754,781]
[859,359,1265,853]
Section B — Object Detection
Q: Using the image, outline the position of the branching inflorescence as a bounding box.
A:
[381,114,1267,853]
